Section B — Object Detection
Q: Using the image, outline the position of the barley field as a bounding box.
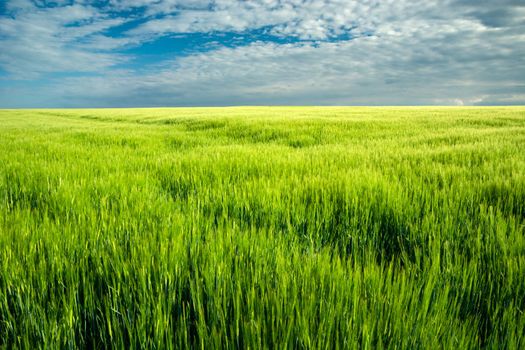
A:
[0,107,524,349]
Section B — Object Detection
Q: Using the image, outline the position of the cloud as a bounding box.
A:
[0,0,524,106]
[0,1,129,77]
[26,25,525,107]
[126,0,385,40]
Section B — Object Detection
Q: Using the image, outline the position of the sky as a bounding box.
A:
[0,0,524,108]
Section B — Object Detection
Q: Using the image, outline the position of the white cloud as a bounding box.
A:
[126,0,383,40]
[0,0,524,106]
[35,22,525,107]
[0,2,128,77]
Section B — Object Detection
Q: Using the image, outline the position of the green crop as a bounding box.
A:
[0,107,524,348]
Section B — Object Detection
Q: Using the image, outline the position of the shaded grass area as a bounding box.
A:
[0,107,524,348]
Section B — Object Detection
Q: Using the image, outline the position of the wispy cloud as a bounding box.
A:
[0,1,129,77]
[0,0,524,107]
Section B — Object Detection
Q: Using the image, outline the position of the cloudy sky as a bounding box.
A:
[0,0,524,107]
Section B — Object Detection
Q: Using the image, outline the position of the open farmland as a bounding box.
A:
[0,107,524,348]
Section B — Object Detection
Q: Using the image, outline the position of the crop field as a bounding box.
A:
[0,107,524,348]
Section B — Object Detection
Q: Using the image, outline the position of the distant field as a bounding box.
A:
[1,107,524,348]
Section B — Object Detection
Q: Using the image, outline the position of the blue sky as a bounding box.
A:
[0,0,524,107]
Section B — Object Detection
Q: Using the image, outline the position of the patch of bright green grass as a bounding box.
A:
[1,107,524,348]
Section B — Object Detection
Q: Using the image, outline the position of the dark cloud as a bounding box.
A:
[469,8,523,28]
[453,0,525,28]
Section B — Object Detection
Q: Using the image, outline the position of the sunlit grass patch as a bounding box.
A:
[0,107,524,348]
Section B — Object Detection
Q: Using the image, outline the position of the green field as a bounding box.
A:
[1,107,524,348]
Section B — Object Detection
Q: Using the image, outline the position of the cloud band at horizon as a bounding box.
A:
[0,0,524,107]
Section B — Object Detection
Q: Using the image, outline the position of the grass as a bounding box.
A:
[0,106,524,349]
